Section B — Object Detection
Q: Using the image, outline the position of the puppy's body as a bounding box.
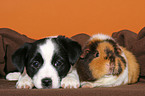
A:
[6,36,81,89]
[76,34,140,88]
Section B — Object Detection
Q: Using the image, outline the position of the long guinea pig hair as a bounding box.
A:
[76,33,140,86]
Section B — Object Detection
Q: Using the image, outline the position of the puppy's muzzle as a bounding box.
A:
[41,78,52,88]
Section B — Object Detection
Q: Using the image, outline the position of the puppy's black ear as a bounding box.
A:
[12,43,32,73]
[56,36,82,65]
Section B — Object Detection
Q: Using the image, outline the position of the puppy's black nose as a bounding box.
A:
[42,78,52,88]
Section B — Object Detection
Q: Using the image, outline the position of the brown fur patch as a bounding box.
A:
[89,42,115,79]
[88,41,128,79]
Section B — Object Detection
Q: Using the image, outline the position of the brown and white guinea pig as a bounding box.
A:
[76,34,140,88]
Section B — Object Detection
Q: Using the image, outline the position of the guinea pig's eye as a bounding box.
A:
[94,52,99,57]
[31,61,41,68]
[55,61,62,67]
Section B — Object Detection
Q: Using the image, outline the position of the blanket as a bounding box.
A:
[112,27,145,77]
[0,27,145,79]
[0,28,35,77]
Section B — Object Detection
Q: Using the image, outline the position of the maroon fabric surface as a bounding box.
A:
[112,27,145,77]
[0,28,145,96]
[0,79,145,96]
[0,28,35,77]
[0,29,90,78]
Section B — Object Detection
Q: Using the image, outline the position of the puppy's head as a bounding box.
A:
[12,36,81,89]
[76,34,126,82]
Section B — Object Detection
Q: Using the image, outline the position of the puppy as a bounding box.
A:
[75,34,140,88]
[6,36,81,89]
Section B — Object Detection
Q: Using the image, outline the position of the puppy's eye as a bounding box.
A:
[55,61,62,67]
[32,61,41,68]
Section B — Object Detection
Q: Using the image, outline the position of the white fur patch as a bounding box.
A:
[61,67,80,88]
[16,74,34,89]
[6,72,20,81]
[32,39,60,89]
[90,34,115,41]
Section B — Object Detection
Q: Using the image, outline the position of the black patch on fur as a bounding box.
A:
[51,49,70,80]
[103,42,126,76]
[105,39,121,55]
[12,43,32,73]
[12,38,47,76]
[52,36,82,79]
[76,57,97,82]
[55,36,82,66]
[76,42,98,82]
[26,53,44,77]
[104,47,115,61]
[117,55,126,67]
[117,60,122,75]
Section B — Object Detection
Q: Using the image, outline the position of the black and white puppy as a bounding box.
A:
[6,36,81,89]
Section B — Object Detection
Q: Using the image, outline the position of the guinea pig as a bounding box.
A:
[76,34,140,88]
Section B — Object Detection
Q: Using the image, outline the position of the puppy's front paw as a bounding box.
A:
[81,82,93,88]
[16,75,34,89]
[61,76,80,89]
[6,72,20,81]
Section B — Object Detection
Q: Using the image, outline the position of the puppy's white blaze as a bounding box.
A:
[90,34,115,41]
[33,39,60,89]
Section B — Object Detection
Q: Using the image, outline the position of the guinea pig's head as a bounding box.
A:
[76,34,126,82]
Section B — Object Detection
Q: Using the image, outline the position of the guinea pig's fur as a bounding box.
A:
[76,34,140,88]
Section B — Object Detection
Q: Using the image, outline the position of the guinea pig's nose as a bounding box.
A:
[41,78,52,88]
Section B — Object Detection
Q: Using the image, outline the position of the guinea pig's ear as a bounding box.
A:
[80,48,90,59]
[56,36,82,65]
[12,43,32,73]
